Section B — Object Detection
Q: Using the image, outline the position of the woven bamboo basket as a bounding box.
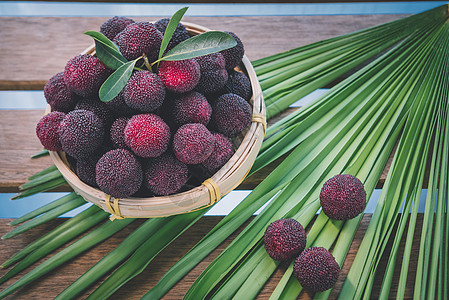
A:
[49,22,265,219]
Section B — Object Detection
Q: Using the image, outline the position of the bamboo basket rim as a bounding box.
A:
[49,22,266,219]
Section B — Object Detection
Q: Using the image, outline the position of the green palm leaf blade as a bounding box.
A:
[0,218,134,299]
[9,192,79,226]
[2,195,87,239]
[1,205,104,269]
[85,209,206,300]
[55,217,169,300]
[0,207,108,285]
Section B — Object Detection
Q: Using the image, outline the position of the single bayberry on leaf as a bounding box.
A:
[263,218,307,261]
[320,174,366,220]
[293,247,340,292]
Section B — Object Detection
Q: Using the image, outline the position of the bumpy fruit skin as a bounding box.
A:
[202,133,235,173]
[110,117,130,149]
[36,111,66,151]
[223,70,252,101]
[104,90,138,116]
[100,16,135,40]
[173,123,214,164]
[58,109,105,159]
[44,72,79,113]
[113,21,163,62]
[195,53,228,95]
[63,54,110,97]
[212,93,252,137]
[96,149,143,198]
[145,153,189,196]
[172,91,212,126]
[220,31,244,70]
[293,247,340,292]
[75,100,115,128]
[263,219,306,261]
[158,59,201,93]
[123,71,166,112]
[76,148,109,188]
[125,114,171,158]
[154,18,190,51]
[320,174,366,220]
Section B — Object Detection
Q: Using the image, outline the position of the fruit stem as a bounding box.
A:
[143,54,152,72]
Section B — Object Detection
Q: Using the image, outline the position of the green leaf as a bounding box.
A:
[99,59,138,102]
[158,7,188,60]
[158,31,237,62]
[84,31,127,69]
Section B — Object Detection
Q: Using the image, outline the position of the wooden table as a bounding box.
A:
[0,9,420,299]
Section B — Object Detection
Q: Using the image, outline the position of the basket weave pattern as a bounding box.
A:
[49,22,266,218]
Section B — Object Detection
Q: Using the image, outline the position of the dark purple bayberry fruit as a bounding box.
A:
[36,111,66,151]
[58,109,105,159]
[195,53,228,95]
[263,218,306,261]
[320,174,366,220]
[212,93,252,137]
[113,21,163,62]
[145,153,189,196]
[75,99,115,128]
[44,72,79,113]
[96,149,143,198]
[154,18,190,51]
[172,91,212,126]
[173,123,214,165]
[100,16,135,40]
[110,117,130,149]
[104,90,138,117]
[220,31,244,70]
[158,59,201,93]
[123,71,166,112]
[201,133,235,173]
[223,70,252,101]
[76,148,109,188]
[293,247,340,292]
[63,54,110,97]
[124,113,171,158]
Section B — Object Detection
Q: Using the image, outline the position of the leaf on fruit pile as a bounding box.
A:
[99,59,138,102]
[84,31,127,69]
[157,31,237,62]
[158,7,189,60]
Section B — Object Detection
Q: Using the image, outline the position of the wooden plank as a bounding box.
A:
[0,15,408,90]
[0,214,422,299]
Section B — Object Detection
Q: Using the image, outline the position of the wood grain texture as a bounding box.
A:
[0,214,422,299]
[0,15,408,90]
